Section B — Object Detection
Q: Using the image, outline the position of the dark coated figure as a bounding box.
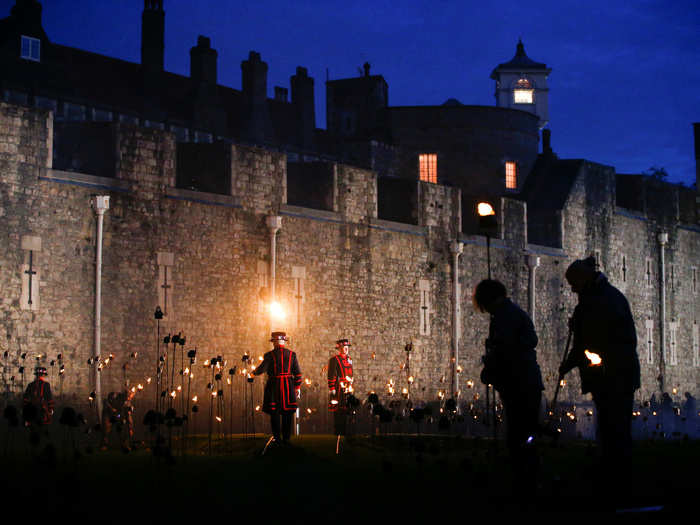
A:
[328,338,354,436]
[23,366,55,428]
[101,390,135,450]
[253,331,302,445]
[474,279,543,502]
[560,256,640,506]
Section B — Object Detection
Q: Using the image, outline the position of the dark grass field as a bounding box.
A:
[1,431,698,523]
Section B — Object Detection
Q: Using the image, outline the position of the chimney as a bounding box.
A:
[542,128,552,155]
[190,35,217,85]
[11,0,43,37]
[363,62,371,77]
[141,0,164,71]
[274,87,288,102]
[291,66,315,149]
[241,51,271,143]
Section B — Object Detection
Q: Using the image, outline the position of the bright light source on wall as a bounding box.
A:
[269,301,286,320]
[477,202,495,217]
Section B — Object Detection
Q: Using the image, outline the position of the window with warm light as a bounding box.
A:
[513,78,533,104]
[419,153,437,183]
[505,161,517,189]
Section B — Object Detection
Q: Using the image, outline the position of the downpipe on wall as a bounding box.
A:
[92,195,109,421]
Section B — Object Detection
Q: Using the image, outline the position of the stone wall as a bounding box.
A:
[0,102,698,433]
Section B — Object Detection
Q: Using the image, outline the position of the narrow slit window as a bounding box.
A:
[505,161,517,190]
[645,319,654,365]
[419,154,437,183]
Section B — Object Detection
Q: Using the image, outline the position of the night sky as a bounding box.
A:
[6,0,699,186]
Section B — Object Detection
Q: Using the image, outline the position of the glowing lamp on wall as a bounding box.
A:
[269,301,286,320]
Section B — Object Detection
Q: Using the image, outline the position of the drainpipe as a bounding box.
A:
[266,215,282,306]
[527,254,540,327]
[92,195,110,421]
[658,231,668,393]
[450,240,463,398]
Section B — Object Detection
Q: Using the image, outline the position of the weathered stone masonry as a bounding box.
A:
[1,102,698,427]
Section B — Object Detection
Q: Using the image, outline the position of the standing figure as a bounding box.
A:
[682,392,697,438]
[328,338,354,436]
[23,366,55,437]
[559,256,640,503]
[474,279,543,502]
[253,332,302,445]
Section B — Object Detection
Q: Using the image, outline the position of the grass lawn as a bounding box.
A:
[1,432,697,522]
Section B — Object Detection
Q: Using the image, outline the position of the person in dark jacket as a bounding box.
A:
[328,338,354,436]
[475,279,543,500]
[559,256,640,505]
[253,331,302,445]
[23,366,55,428]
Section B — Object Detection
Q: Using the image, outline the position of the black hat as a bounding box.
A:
[34,366,47,376]
[270,332,288,342]
[335,338,351,347]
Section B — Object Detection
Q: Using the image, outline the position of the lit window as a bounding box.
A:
[513,78,533,104]
[20,35,41,62]
[419,154,437,183]
[505,161,517,189]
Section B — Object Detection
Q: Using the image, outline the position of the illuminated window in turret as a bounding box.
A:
[505,161,517,189]
[513,78,533,104]
[419,154,437,183]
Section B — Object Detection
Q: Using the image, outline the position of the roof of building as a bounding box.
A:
[492,39,549,74]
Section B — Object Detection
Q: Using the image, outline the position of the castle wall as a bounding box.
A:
[1,103,698,431]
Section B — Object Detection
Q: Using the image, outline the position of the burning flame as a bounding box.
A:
[456,365,463,373]
[215,416,222,423]
[255,405,261,411]
[408,376,414,384]
[146,377,152,384]
[466,379,474,388]
[559,379,567,387]
[192,395,198,402]
[304,378,312,386]
[584,350,602,366]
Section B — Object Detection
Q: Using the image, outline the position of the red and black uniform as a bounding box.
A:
[328,354,353,412]
[328,351,353,435]
[254,345,302,442]
[23,377,55,426]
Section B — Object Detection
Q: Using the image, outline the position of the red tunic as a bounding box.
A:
[254,347,302,413]
[328,354,353,412]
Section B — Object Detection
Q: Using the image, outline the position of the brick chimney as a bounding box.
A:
[291,66,315,150]
[141,0,164,71]
[241,51,271,143]
[190,35,217,85]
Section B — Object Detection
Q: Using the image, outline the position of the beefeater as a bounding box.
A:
[253,331,302,445]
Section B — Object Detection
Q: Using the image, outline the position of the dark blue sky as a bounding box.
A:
[7,0,699,186]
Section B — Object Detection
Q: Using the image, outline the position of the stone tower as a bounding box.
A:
[491,39,551,129]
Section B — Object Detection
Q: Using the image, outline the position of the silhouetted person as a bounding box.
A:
[253,332,302,445]
[560,256,640,507]
[23,366,55,447]
[475,279,543,506]
[682,392,697,437]
[660,392,675,439]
